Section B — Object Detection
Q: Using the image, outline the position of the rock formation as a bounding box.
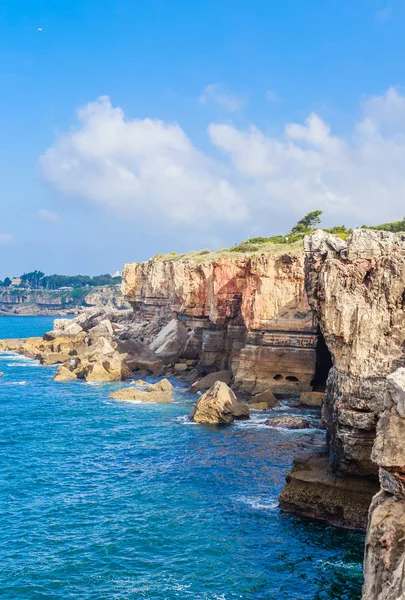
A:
[109,379,174,403]
[265,416,310,429]
[275,229,405,597]
[123,252,324,396]
[362,369,405,599]
[305,229,405,477]
[191,381,250,424]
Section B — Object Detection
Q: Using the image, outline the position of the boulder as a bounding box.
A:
[61,322,83,338]
[85,361,117,382]
[109,387,173,403]
[53,318,72,332]
[191,381,249,424]
[174,363,188,372]
[248,389,279,410]
[53,366,77,382]
[87,319,114,342]
[190,370,232,393]
[265,416,311,429]
[299,391,324,407]
[149,319,188,364]
[116,339,163,374]
[133,379,148,386]
[147,378,173,392]
[40,353,72,366]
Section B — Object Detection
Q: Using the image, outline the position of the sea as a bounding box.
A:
[0,316,364,599]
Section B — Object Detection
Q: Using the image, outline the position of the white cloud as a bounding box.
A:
[37,209,59,222]
[0,234,13,245]
[41,89,405,231]
[40,96,247,225]
[199,83,245,112]
[208,87,405,224]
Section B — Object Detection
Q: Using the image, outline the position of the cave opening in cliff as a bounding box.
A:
[311,331,333,391]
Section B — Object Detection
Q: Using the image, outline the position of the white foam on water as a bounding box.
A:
[176,415,197,425]
[235,495,279,511]
[317,559,362,572]
[2,381,29,386]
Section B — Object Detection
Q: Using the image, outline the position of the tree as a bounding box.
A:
[21,270,45,289]
[290,210,323,235]
[3,277,11,287]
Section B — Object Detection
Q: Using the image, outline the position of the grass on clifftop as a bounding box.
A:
[150,240,304,263]
[149,211,405,264]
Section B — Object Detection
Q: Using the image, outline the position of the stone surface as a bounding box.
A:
[109,387,173,402]
[362,368,405,599]
[304,229,405,476]
[146,378,173,392]
[265,416,311,429]
[150,319,188,364]
[191,381,250,424]
[53,366,77,382]
[279,452,379,530]
[299,391,324,407]
[190,370,233,392]
[362,492,405,600]
[248,389,279,409]
[122,252,319,395]
[40,353,71,366]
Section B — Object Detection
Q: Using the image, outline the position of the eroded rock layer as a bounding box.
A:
[305,229,405,477]
[123,253,319,395]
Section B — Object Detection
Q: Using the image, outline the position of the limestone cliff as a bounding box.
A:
[305,229,405,477]
[123,252,321,395]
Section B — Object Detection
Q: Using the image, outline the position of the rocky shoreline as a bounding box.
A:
[2,228,405,599]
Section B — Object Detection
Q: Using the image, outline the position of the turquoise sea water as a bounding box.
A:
[0,317,364,599]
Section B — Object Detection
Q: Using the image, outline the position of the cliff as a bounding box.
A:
[123,251,324,396]
[305,229,405,477]
[0,285,128,315]
[287,229,405,599]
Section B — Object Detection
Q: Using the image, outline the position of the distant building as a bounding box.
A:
[11,277,22,286]
[112,270,122,278]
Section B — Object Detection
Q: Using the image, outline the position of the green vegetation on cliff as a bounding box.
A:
[150,211,405,263]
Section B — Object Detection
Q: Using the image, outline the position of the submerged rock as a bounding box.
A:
[191,381,249,424]
[265,416,310,429]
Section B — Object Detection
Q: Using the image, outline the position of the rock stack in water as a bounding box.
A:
[191,381,250,424]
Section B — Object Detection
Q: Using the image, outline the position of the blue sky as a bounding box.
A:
[1,0,405,277]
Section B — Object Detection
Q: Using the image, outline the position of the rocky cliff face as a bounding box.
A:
[123,252,321,395]
[305,229,405,477]
[362,369,405,600]
[296,229,405,599]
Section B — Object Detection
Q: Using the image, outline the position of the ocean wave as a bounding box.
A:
[2,381,29,386]
[6,362,41,367]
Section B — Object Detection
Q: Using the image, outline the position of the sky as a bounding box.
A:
[1,0,405,277]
